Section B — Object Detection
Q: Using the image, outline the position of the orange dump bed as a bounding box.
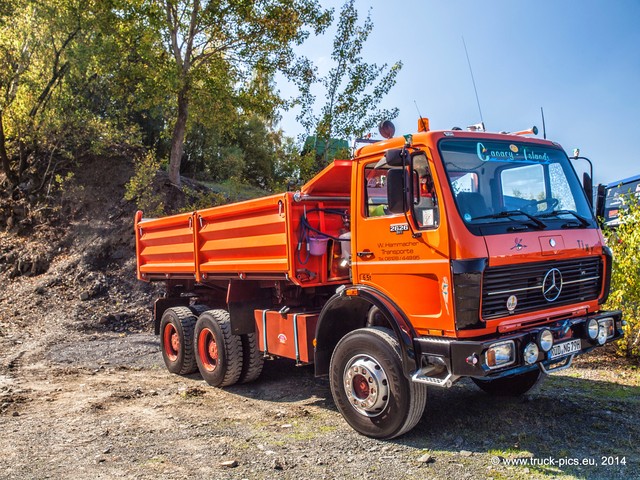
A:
[135,161,353,287]
[136,193,290,280]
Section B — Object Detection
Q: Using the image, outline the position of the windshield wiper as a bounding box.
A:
[538,210,590,228]
[471,210,547,230]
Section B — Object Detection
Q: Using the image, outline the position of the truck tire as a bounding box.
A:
[194,309,243,387]
[471,368,544,396]
[238,333,264,384]
[329,327,427,439]
[160,306,198,375]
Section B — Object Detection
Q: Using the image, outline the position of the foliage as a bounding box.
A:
[124,151,165,217]
[154,0,332,186]
[180,185,225,212]
[0,0,394,215]
[183,115,311,190]
[273,137,316,187]
[0,0,148,193]
[297,0,402,167]
[202,178,270,203]
[604,193,640,358]
[0,0,85,187]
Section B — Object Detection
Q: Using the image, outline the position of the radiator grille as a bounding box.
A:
[481,257,602,320]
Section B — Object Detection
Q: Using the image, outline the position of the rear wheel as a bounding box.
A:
[160,306,198,375]
[238,333,264,384]
[329,327,427,439]
[194,310,243,387]
[472,368,544,396]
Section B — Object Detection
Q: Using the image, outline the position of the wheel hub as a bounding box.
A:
[207,337,218,361]
[198,328,219,371]
[170,332,180,353]
[163,324,179,361]
[344,355,390,417]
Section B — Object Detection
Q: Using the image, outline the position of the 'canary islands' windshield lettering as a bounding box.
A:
[477,142,550,164]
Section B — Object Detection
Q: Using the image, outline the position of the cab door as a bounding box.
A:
[351,151,452,335]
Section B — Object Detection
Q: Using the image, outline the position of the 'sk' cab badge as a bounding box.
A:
[506,295,518,312]
[549,238,557,247]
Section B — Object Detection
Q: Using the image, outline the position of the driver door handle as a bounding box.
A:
[357,251,374,258]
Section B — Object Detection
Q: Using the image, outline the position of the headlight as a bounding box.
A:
[523,342,539,365]
[485,341,515,369]
[586,318,599,340]
[596,324,608,345]
[538,329,553,352]
[598,318,615,340]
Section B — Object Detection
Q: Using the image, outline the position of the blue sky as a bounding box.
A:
[277,0,640,185]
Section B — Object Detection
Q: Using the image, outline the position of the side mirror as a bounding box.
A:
[385,148,407,167]
[387,168,407,214]
[583,172,593,208]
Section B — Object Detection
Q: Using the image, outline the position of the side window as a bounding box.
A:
[364,163,391,217]
[412,153,440,229]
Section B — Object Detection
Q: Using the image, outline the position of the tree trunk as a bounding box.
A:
[168,85,189,186]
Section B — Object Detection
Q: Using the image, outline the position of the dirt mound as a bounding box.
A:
[0,154,162,357]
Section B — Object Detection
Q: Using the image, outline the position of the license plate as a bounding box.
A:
[549,339,582,359]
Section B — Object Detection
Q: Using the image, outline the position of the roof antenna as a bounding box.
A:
[413,100,428,132]
[540,107,547,139]
[462,36,485,131]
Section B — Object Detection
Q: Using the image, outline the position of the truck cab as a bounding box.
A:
[340,128,619,373]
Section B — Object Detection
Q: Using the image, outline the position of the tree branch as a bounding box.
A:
[183,0,200,71]
[165,1,183,69]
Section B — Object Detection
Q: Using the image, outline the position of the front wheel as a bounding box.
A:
[329,328,427,439]
[471,368,544,396]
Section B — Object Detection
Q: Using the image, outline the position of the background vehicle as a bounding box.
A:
[135,120,623,438]
[596,174,640,227]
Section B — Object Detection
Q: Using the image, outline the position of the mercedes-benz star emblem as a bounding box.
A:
[542,268,563,302]
[506,295,518,312]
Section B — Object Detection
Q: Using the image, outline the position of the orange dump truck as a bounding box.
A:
[135,122,623,438]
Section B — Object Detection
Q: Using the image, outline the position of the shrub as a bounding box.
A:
[604,193,640,358]
[124,152,165,217]
[181,185,225,212]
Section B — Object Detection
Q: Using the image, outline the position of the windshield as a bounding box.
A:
[439,139,595,234]
[603,178,640,225]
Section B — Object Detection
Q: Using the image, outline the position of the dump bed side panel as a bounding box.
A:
[196,194,290,277]
[136,211,196,279]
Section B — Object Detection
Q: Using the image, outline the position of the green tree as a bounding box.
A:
[156,0,331,186]
[70,0,173,155]
[604,194,640,358]
[298,0,402,166]
[0,0,84,188]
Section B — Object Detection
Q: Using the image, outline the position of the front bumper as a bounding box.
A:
[411,311,623,387]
